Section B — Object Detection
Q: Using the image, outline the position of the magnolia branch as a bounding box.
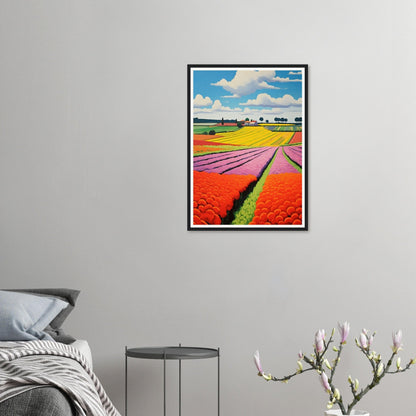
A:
[254,326,415,416]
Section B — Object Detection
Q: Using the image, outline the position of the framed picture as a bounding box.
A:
[188,64,308,231]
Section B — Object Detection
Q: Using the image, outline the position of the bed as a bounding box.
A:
[0,386,75,415]
[0,289,121,416]
[0,339,93,416]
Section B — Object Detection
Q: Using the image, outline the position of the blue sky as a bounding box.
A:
[192,68,304,122]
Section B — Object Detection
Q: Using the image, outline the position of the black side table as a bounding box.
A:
[125,345,220,416]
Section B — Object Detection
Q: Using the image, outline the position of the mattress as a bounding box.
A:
[70,339,93,369]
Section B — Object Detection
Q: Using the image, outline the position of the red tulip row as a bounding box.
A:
[289,132,302,144]
[193,171,256,225]
[250,173,302,225]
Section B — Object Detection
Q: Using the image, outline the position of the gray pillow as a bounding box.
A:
[6,288,80,329]
[0,290,68,341]
[44,326,77,344]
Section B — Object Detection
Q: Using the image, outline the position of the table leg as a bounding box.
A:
[217,347,220,416]
[164,351,166,416]
[179,358,181,416]
[125,346,128,416]
[179,343,181,416]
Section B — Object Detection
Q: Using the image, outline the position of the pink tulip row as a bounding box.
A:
[269,147,299,174]
[193,147,269,173]
[194,147,277,178]
[283,145,302,167]
[224,147,277,178]
[193,147,264,166]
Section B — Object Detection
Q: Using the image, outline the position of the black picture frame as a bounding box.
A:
[188,64,308,231]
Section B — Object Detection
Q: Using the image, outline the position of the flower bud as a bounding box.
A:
[376,363,384,377]
[333,388,340,400]
[354,378,359,392]
[333,346,339,352]
[348,375,353,384]
[411,358,416,365]
[320,371,331,393]
[315,329,325,353]
[369,335,374,347]
[324,358,332,370]
[254,350,263,374]
[359,332,368,349]
[338,321,350,343]
[392,330,403,353]
[297,361,303,372]
[396,357,401,370]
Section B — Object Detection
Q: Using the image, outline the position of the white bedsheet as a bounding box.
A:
[70,339,93,369]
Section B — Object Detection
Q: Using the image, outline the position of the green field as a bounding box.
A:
[193,125,241,134]
[194,145,250,156]
[273,125,302,132]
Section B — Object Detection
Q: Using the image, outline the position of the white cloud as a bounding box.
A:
[272,76,302,83]
[194,99,241,115]
[211,70,280,97]
[240,93,302,108]
[194,94,213,107]
[211,70,302,97]
[211,99,241,112]
[289,71,302,75]
[193,96,302,121]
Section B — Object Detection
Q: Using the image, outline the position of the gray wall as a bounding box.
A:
[1,1,416,415]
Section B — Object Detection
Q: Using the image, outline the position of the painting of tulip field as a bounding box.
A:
[188,65,308,230]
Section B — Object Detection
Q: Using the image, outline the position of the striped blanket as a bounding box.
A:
[0,340,121,416]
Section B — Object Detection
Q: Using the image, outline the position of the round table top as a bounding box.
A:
[126,346,219,360]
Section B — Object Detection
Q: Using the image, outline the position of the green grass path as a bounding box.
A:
[231,149,278,225]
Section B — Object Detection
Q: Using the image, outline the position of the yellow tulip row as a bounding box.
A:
[206,126,294,147]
